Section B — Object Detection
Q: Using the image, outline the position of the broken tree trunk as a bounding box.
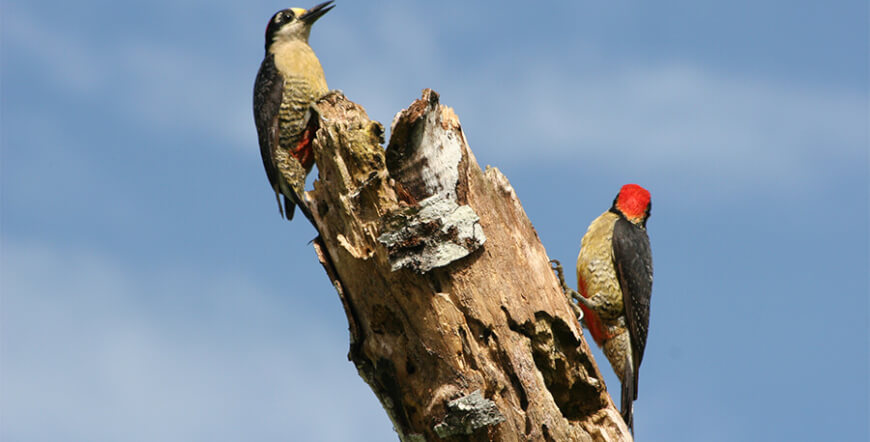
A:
[306,89,632,441]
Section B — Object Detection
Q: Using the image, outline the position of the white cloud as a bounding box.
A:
[3,5,255,150]
[315,5,866,194]
[2,7,105,94]
[114,41,255,146]
[0,241,395,441]
[6,1,863,196]
[449,59,866,185]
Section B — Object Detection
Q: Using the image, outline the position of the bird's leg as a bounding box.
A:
[314,90,344,123]
[549,259,584,320]
[574,291,622,319]
[549,259,575,295]
[305,103,326,126]
[568,298,585,319]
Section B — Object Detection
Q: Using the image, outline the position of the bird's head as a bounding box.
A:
[264,1,334,50]
[611,184,651,227]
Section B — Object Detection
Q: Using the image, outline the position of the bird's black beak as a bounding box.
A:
[300,1,334,24]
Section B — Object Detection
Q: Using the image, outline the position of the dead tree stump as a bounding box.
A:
[306,89,632,441]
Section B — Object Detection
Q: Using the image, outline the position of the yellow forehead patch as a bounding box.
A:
[290,8,306,17]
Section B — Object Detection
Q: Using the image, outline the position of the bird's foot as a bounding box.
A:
[550,259,570,294]
[550,259,584,320]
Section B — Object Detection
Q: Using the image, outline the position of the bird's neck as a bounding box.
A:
[270,40,321,77]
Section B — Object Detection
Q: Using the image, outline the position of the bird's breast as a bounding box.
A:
[577,211,624,315]
[270,40,328,95]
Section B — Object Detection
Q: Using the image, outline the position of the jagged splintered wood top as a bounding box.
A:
[305,89,632,441]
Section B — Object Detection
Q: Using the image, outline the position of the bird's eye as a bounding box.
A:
[274,10,293,23]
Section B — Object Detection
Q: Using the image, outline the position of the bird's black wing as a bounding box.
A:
[612,217,653,399]
[253,53,290,218]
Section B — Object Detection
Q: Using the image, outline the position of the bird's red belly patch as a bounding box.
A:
[578,276,614,346]
[292,127,315,170]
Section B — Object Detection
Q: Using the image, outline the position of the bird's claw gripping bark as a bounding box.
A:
[549,259,584,320]
[567,298,585,320]
[314,90,344,123]
[550,259,569,293]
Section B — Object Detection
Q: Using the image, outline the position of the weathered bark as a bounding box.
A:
[306,89,632,441]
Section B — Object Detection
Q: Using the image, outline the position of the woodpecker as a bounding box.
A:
[555,184,652,432]
[253,2,333,221]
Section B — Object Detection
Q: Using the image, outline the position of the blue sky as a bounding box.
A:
[2,1,867,441]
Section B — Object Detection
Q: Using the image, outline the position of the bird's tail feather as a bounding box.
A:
[621,363,635,433]
[283,191,325,242]
[283,195,296,220]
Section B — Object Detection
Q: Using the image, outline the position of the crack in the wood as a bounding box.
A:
[457,325,480,373]
[313,238,364,354]
[502,306,606,421]
[542,423,556,442]
[466,315,493,345]
[370,304,405,336]
[372,357,413,434]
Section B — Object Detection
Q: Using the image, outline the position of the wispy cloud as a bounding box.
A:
[3,6,105,94]
[114,41,255,146]
[448,58,866,186]
[316,5,866,194]
[3,5,255,150]
[0,241,395,442]
[6,1,864,195]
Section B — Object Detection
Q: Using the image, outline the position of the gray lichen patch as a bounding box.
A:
[378,193,485,273]
[386,89,463,204]
[378,89,486,273]
[433,390,506,438]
